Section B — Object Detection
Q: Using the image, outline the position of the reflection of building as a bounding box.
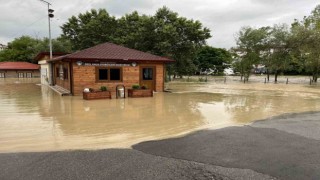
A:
[35,52,67,85]
[47,43,174,95]
[0,62,40,78]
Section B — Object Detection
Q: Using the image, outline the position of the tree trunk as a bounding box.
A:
[313,74,318,82]
[274,71,278,83]
[266,69,270,82]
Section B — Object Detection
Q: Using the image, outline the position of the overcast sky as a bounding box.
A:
[0,0,319,49]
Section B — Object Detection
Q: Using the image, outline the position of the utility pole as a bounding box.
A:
[39,0,54,85]
[39,0,54,59]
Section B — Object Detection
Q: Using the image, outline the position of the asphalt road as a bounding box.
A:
[1,112,320,180]
[134,112,320,180]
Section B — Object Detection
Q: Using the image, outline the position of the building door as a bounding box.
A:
[54,63,70,91]
[140,66,155,91]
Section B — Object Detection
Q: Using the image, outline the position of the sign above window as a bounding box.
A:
[82,62,131,67]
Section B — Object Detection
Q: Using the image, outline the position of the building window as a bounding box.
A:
[59,65,64,80]
[142,68,153,80]
[96,67,122,82]
[0,73,5,78]
[99,69,108,80]
[18,72,24,78]
[110,68,121,81]
[26,73,32,78]
[63,68,68,80]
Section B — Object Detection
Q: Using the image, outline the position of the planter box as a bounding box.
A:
[128,89,153,98]
[83,91,112,100]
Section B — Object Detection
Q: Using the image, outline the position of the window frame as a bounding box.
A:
[26,72,32,78]
[18,72,24,78]
[95,67,123,82]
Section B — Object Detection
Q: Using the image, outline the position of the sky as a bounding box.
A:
[0,0,319,49]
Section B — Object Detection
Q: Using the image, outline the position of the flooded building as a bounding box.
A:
[48,42,174,95]
[35,52,67,85]
[0,62,40,78]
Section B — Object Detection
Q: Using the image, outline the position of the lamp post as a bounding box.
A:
[39,0,54,85]
[40,0,54,59]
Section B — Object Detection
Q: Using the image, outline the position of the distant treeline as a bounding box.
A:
[1,5,320,81]
[232,5,320,82]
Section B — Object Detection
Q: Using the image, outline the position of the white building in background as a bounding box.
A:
[0,43,7,51]
[35,52,68,85]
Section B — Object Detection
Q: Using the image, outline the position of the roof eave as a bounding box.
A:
[57,57,175,63]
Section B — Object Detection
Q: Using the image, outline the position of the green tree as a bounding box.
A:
[233,26,269,81]
[0,36,72,63]
[290,5,320,82]
[264,24,292,82]
[61,9,118,50]
[151,7,211,78]
[0,36,39,63]
[61,7,211,78]
[194,46,232,74]
[35,37,72,53]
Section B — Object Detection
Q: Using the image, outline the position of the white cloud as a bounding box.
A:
[0,0,319,49]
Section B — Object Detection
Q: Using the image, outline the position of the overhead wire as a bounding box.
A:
[7,0,97,42]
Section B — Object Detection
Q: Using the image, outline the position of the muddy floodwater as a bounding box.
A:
[1,77,320,153]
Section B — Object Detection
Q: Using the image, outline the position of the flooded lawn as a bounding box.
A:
[1,77,320,153]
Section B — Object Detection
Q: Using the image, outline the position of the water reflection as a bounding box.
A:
[1,78,320,153]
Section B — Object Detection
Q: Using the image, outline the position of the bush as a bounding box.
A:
[132,84,140,89]
[141,85,147,89]
[100,86,107,91]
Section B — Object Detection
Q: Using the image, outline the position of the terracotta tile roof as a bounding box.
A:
[0,62,40,70]
[49,42,174,62]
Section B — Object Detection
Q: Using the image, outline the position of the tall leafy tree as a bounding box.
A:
[265,24,292,82]
[194,46,232,74]
[61,9,118,50]
[150,7,211,78]
[291,5,320,82]
[116,11,156,52]
[0,36,72,63]
[233,26,269,81]
[0,36,39,62]
[60,7,211,77]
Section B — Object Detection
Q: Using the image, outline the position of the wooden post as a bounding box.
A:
[286,78,288,84]
[264,78,266,84]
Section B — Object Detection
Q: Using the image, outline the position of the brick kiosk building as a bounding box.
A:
[48,43,174,96]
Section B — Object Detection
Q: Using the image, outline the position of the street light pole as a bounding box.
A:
[39,0,54,85]
[47,3,52,59]
[40,0,54,59]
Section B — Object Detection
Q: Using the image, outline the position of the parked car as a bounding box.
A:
[224,68,234,75]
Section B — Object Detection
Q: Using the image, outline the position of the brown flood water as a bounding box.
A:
[1,77,320,153]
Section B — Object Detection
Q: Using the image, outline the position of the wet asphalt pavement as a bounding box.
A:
[1,112,320,180]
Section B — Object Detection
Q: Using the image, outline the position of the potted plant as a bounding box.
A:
[128,84,153,98]
[83,86,112,100]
